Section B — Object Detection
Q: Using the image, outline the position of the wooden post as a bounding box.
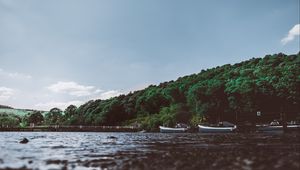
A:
[235,112,238,125]
[256,111,261,128]
[281,112,287,132]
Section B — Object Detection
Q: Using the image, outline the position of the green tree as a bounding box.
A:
[64,105,77,118]
[44,108,63,125]
[0,113,20,127]
[28,111,44,125]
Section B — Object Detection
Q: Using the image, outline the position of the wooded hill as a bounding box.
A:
[0,105,13,109]
[1,52,299,130]
[67,52,299,130]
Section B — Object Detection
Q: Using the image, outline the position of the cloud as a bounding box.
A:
[35,100,84,111]
[37,81,122,110]
[0,87,14,101]
[98,90,122,100]
[34,90,122,110]
[281,24,300,45]
[47,81,102,97]
[0,68,32,79]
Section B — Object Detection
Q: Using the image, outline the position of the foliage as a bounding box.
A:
[0,112,21,127]
[0,105,13,109]
[63,105,78,125]
[138,103,191,131]
[66,52,299,130]
[28,111,44,125]
[1,52,299,130]
[44,108,63,125]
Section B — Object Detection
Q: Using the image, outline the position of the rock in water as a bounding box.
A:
[107,136,117,139]
[20,138,29,144]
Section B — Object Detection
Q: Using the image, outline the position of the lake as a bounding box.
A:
[0,131,299,170]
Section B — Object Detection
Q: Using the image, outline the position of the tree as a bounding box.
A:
[0,113,21,127]
[28,111,44,125]
[64,105,77,118]
[44,108,63,125]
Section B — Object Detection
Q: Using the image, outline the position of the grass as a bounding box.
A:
[0,108,32,117]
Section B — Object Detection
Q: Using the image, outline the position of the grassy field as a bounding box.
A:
[0,108,32,117]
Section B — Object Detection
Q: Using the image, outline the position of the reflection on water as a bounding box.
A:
[0,132,299,170]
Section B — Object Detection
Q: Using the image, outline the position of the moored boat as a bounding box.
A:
[256,120,300,131]
[159,123,189,133]
[198,124,237,133]
[256,124,300,131]
[159,126,189,133]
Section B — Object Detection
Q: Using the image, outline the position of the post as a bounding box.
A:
[256,111,261,127]
[281,112,287,132]
[235,112,238,124]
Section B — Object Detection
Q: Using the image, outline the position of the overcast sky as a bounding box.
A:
[0,0,299,110]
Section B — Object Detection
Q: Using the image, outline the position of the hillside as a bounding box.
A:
[0,108,33,117]
[0,105,13,109]
[0,108,49,127]
[65,52,299,130]
[1,52,299,129]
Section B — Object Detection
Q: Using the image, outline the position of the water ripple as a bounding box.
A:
[0,132,299,170]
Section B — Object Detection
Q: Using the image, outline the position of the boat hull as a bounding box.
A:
[257,125,300,132]
[198,125,236,133]
[159,126,188,133]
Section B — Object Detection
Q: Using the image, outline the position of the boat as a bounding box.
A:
[198,122,237,133]
[159,126,189,133]
[256,124,300,131]
[198,125,237,133]
[256,120,300,131]
[159,123,189,133]
[138,129,147,133]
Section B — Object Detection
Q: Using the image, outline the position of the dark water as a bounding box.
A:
[0,132,299,170]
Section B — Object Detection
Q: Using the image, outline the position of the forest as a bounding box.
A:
[1,52,299,130]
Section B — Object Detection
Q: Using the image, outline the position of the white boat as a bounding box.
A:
[159,126,188,133]
[256,124,300,131]
[256,120,300,131]
[198,124,237,133]
[138,130,147,133]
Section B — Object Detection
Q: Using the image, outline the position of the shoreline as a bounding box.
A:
[0,126,141,132]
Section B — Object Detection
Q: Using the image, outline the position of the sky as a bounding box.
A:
[0,0,299,110]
